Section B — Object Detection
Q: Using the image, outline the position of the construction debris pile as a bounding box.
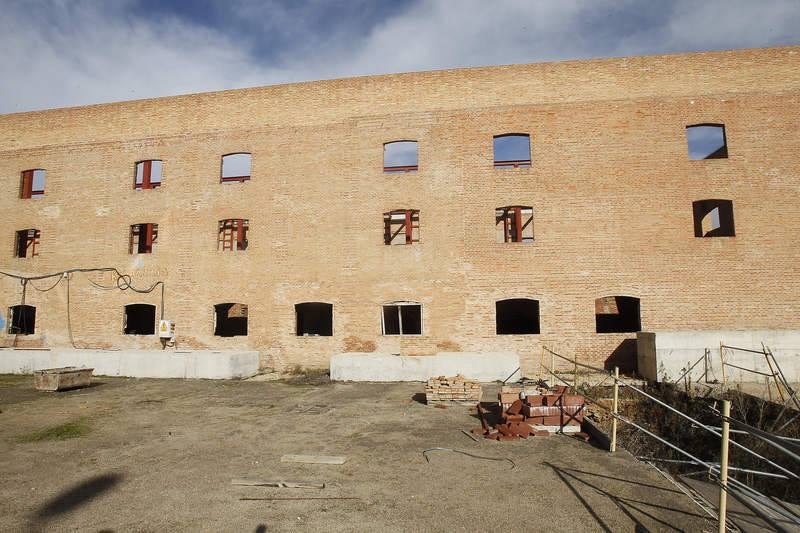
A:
[426,375,482,404]
[474,385,589,441]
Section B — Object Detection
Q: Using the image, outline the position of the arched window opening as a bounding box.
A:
[20,169,46,199]
[692,199,735,237]
[686,124,727,160]
[214,303,248,337]
[124,304,156,335]
[495,206,534,243]
[595,296,641,333]
[496,298,540,334]
[296,302,333,336]
[383,141,418,172]
[221,153,252,182]
[8,304,36,335]
[381,301,422,335]
[383,210,419,245]
[134,160,163,189]
[493,134,531,168]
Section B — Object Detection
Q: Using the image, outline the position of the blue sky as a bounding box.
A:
[1,0,799,114]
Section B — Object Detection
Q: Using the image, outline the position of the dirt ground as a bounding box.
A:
[0,374,716,532]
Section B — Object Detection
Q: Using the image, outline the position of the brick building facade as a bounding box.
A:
[1,46,798,375]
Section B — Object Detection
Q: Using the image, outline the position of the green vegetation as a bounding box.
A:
[17,419,90,443]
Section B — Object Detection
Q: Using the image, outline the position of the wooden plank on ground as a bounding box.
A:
[280,454,347,465]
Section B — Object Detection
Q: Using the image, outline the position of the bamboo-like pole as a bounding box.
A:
[573,355,578,393]
[611,366,619,453]
[720,342,727,389]
[718,400,731,533]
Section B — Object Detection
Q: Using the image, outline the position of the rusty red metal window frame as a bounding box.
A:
[383,209,420,245]
[383,141,419,173]
[15,229,40,258]
[220,153,252,183]
[495,206,534,243]
[134,160,163,190]
[129,223,158,254]
[218,219,249,251]
[493,133,531,168]
[20,169,46,199]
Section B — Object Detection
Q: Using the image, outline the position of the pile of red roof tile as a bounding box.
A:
[473,385,589,441]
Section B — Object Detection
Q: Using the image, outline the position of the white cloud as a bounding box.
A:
[0,0,798,114]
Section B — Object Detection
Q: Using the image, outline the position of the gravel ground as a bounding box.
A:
[0,374,716,532]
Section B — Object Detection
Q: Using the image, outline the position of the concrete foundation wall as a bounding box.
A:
[0,349,259,379]
[330,352,520,382]
[637,331,800,383]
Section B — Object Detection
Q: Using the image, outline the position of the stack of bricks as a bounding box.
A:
[473,385,588,441]
[425,375,482,404]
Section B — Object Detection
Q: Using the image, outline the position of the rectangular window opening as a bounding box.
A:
[218,219,249,251]
[381,302,422,335]
[21,169,46,199]
[129,223,158,254]
[495,206,534,243]
[383,210,419,245]
[134,160,163,190]
[296,302,333,336]
[8,305,36,335]
[15,229,40,258]
[124,304,156,335]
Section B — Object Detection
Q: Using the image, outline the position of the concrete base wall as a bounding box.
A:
[637,331,800,383]
[0,349,260,379]
[330,352,520,382]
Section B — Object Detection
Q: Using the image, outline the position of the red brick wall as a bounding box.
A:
[1,46,798,375]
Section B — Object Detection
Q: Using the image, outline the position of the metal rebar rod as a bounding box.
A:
[616,412,800,525]
[720,344,768,356]
[722,361,773,378]
[719,415,800,463]
[544,349,800,480]
[615,375,800,481]
[544,346,607,374]
[718,400,730,533]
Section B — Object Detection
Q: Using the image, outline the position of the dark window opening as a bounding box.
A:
[129,223,158,254]
[693,199,735,237]
[495,206,534,243]
[20,169,46,199]
[383,141,418,172]
[384,210,419,245]
[686,124,727,160]
[496,298,540,334]
[15,229,40,258]
[221,153,252,182]
[382,302,422,335]
[218,219,249,251]
[134,160,163,190]
[8,304,36,335]
[493,134,531,168]
[214,303,248,336]
[595,296,641,333]
[296,302,333,336]
[124,304,156,335]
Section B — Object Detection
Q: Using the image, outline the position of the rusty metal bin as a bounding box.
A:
[33,367,94,391]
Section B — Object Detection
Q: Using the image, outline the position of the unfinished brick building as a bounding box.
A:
[1,46,798,376]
